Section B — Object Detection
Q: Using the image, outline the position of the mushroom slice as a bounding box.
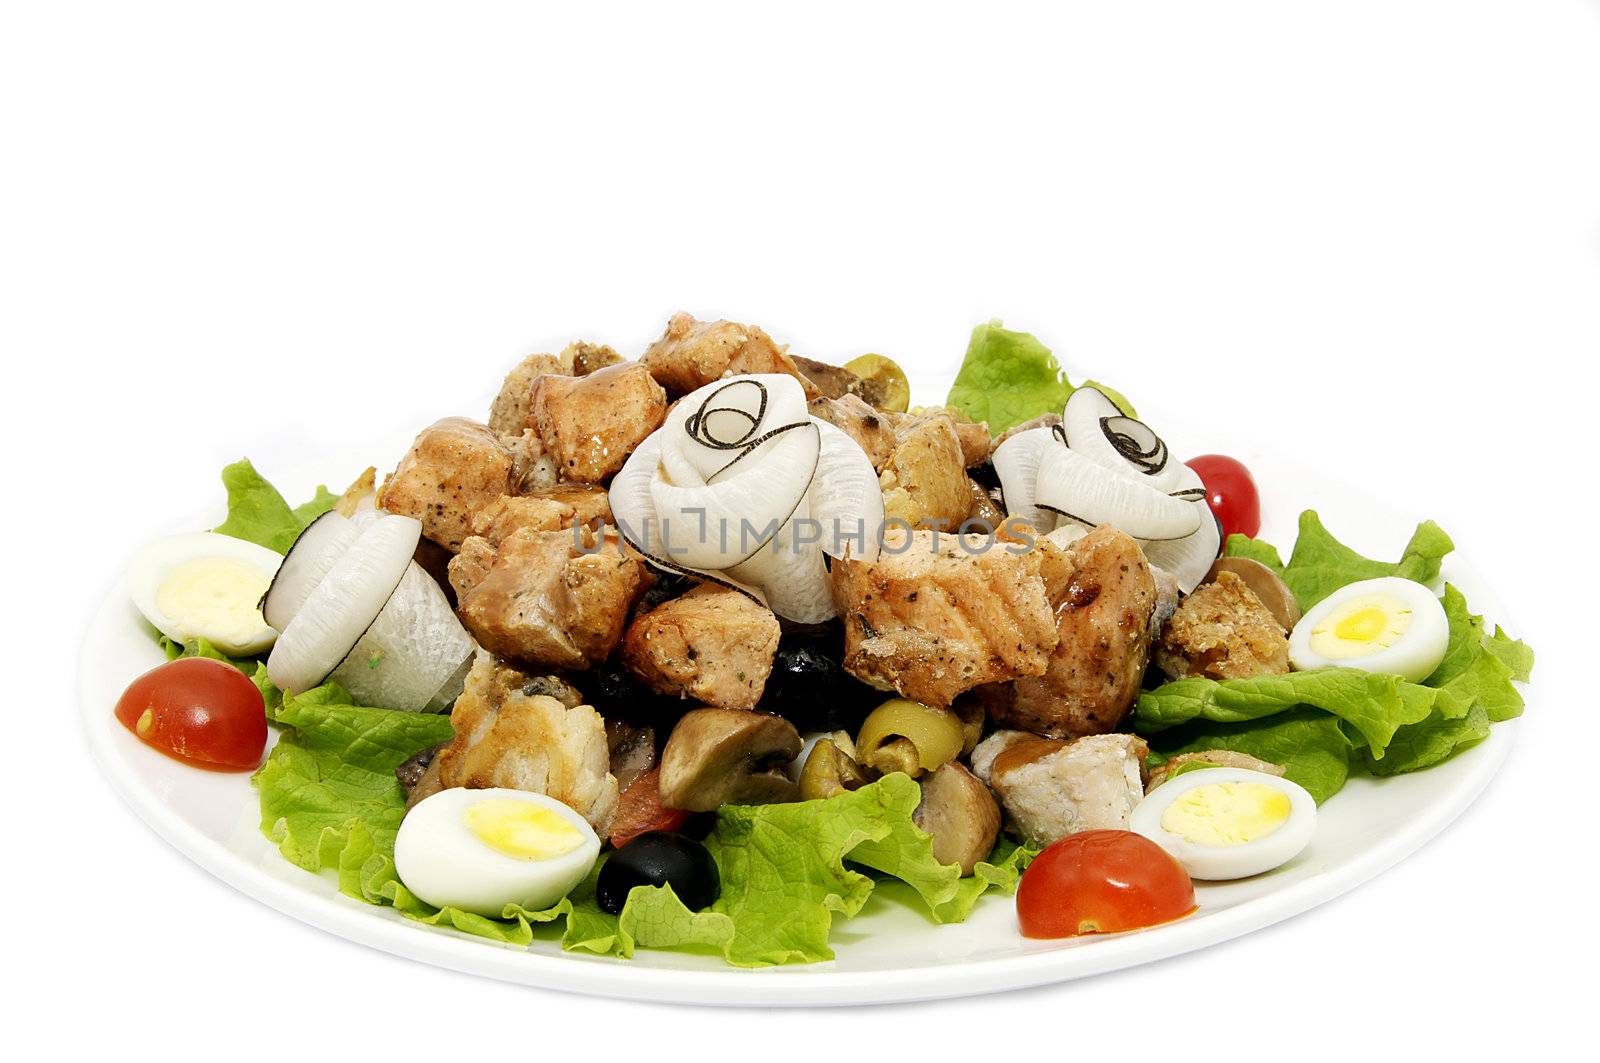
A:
[914,763,1001,876]
[658,708,803,812]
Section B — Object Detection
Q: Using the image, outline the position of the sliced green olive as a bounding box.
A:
[951,698,985,755]
[799,738,869,801]
[855,699,966,778]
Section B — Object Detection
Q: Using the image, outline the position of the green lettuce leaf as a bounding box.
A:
[213,458,339,554]
[1135,668,1446,760]
[944,321,1134,434]
[1145,709,1352,803]
[253,693,1025,967]
[1277,511,1453,611]
[1223,533,1286,573]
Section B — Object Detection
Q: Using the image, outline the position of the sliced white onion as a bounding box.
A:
[1139,465,1222,593]
[1064,386,1184,491]
[267,514,420,695]
[261,511,362,632]
[606,373,883,621]
[992,426,1058,533]
[1035,444,1203,541]
[810,421,884,562]
[327,561,475,711]
[1044,520,1092,549]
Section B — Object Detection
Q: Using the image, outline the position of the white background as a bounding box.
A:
[4,0,1595,1056]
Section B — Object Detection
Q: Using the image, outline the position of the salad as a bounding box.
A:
[112,314,1534,967]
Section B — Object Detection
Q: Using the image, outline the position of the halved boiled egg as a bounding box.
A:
[126,532,284,656]
[394,788,600,916]
[1131,767,1316,880]
[1288,576,1448,682]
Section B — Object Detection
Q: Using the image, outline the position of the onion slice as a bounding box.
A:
[1139,465,1222,592]
[328,561,475,711]
[260,511,362,632]
[992,426,1058,533]
[1035,444,1203,540]
[267,514,420,695]
[810,421,884,562]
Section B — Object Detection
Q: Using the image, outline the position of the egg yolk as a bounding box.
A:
[463,799,585,860]
[1160,782,1292,847]
[155,557,271,645]
[1309,593,1412,660]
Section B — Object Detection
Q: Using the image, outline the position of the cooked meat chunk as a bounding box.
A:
[972,731,1148,847]
[530,361,667,483]
[829,527,1058,707]
[640,312,819,398]
[449,526,650,670]
[985,526,1158,738]
[433,651,619,830]
[1154,570,1292,680]
[502,428,560,494]
[489,353,569,435]
[561,340,624,377]
[994,412,1060,449]
[468,486,612,544]
[1146,750,1285,792]
[910,407,991,467]
[792,355,891,407]
[879,413,971,531]
[622,584,782,709]
[380,417,515,552]
[605,719,657,793]
[808,394,896,469]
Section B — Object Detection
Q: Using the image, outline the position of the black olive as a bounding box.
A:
[578,660,676,722]
[761,627,879,732]
[596,831,720,915]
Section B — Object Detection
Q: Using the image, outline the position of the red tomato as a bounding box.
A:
[1016,830,1196,939]
[114,657,268,770]
[1186,454,1261,540]
[609,768,691,848]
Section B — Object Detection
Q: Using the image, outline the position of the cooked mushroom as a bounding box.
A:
[1205,557,1301,633]
[606,719,657,793]
[914,763,1001,875]
[658,708,802,812]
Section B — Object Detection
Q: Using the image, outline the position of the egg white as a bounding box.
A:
[394,788,600,917]
[1131,767,1317,881]
[125,532,283,656]
[1288,576,1449,682]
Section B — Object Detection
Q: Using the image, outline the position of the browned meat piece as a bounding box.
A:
[994,412,1061,449]
[622,584,782,709]
[449,526,650,670]
[829,527,1058,707]
[1146,750,1285,792]
[792,355,893,408]
[971,731,1148,847]
[986,526,1158,738]
[530,361,667,483]
[966,477,1005,527]
[910,407,991,467]
[879,413,971,530]
[529,484,612,529]
[433,652,618,830]
[467,487,613,544]
[1154,570,1291,680]
[380,417,515,552]
[640,312,820,398]
[808,393,896,469]
[502,428,560,494]
[605,719,657,793]
[562,340,624,376]
[489,353,569,436]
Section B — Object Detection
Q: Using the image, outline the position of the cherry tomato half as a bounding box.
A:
[114,657,268,770]
[1016,830,1196,939]
[609,767,691,849]
[1186,454,1261,540]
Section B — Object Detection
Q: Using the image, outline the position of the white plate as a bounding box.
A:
[80,417,1523,1007]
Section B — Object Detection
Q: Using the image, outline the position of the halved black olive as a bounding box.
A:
[596,831,720,915]
[762,627,879,733]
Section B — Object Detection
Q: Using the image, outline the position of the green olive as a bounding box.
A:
[854,699,966,778]
[951,698,985,756]
[799,738,869,801]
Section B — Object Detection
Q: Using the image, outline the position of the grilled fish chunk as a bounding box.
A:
[985,526,1158,738]
[530,361,667,484]
[433,651,619,831]
[879,413,971,531]
[829,527,1058,707]
[971,730,1148,847]
[1154,570,1291,680]
[449,526,650,670]
[622,583,782,709]
[640,312,818,398]
[379,417,515,552]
